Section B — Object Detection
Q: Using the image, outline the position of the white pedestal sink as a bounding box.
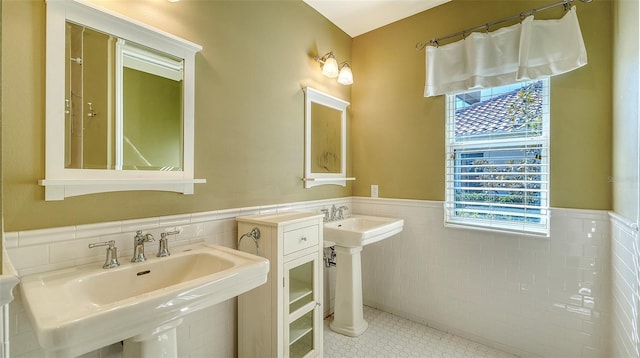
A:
[324,215,403,337]
[19,243,269,358]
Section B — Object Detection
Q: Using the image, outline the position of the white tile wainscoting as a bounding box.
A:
[353,197,610,358]
[5,198,349,358]
[5,197,612,357]
[610,212,640,358]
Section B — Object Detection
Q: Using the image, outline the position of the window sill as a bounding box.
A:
[444,221,549,238]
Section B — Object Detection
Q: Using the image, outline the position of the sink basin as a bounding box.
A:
[20,243,269,357]
[324,214,404,247]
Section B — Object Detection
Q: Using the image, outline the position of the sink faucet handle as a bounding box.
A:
[329,204,340,221]
[157,230,180,257]
[88,240,120,269]
[336,205,349,220]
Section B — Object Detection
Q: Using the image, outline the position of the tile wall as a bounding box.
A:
[610,212,640,358]
[5,198,349,358]
[5,197,612,357]
[353,197,610,358]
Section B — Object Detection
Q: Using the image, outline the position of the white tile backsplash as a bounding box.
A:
[610,212,640,358]
[120,217,160,233]
[76,221,123,239]
[4,197,617,357]
[352,197,611,358]
[18,226,75,247]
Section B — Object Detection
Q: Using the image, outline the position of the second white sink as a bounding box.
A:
[323,214,404,247]
[323,214,403,337]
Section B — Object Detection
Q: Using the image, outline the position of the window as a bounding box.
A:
[445,79,550,236]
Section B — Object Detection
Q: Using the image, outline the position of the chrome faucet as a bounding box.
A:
[132,230,154,263]
[324,204,349,222]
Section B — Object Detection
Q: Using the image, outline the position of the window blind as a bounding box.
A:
[445,79,550,236]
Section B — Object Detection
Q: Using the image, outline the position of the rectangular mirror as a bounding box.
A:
[303,87,353,188]
[41,0,204,200]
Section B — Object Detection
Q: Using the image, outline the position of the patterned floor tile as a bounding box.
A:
[324,306,517,358]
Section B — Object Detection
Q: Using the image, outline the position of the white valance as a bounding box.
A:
[424,6,587,97]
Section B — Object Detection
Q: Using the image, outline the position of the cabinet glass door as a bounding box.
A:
[289,309,315,358]
[289,260,314,312]
[285,253,321,358]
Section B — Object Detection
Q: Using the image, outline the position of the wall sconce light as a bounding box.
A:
[337,62,353,85]
[314,51,353,85]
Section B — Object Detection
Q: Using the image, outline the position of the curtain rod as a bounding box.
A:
[415,0,591,51]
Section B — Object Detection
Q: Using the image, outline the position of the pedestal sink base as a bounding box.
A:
[330,245,368,337]
[330,317,369,337]
[123,319,183,358]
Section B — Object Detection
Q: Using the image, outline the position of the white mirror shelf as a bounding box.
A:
[40,0,205,200]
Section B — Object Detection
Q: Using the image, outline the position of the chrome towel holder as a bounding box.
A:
[238,227,261,255]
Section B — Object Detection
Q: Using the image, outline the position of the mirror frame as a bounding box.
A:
[40,0,204,200]
[303,87,354,188]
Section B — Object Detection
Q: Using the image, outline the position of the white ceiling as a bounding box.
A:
[303,0,450,37]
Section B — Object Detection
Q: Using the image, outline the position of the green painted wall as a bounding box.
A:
[1,0,614,233]
[612,0,639,220]
[2,0,352,231]
[351,0,612,210]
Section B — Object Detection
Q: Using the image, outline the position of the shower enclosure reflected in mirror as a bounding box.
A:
[303,87,354,188]
[41,0,204,201]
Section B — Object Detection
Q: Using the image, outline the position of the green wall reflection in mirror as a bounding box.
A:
[311,102,342,174]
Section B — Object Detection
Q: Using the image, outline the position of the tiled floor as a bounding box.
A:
[324,306,518,358]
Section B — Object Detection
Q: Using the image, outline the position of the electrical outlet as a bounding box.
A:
[371,184,379,198]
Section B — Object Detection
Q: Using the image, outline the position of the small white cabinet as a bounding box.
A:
[237,212,324,358]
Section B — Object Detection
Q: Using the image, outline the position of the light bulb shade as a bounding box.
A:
[337,64,353,85]
[322,56,339,78]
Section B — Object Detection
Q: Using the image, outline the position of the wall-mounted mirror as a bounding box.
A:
[41,0,204,200]
[303,87,354,188]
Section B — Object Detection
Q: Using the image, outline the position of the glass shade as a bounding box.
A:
[337,64,353,85]
[322,56,339,78]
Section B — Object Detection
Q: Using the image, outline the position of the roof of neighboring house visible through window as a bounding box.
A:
[454,81,544,137]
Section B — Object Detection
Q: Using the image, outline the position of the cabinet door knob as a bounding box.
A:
[300,236,307,242]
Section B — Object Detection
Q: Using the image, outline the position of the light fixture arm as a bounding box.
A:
[314,51,335,65]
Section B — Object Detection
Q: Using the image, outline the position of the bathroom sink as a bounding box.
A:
[1,249,19,306]
[20,243,269,357]
[324,214,403,336]
[324,215,404,248]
